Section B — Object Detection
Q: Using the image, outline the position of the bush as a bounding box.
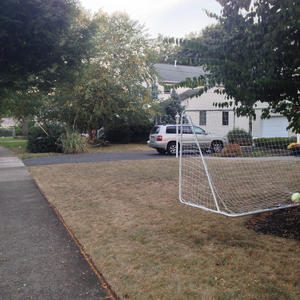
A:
[105,123,131,143]
[253,137,297,149]
[0,128,14,137]
[129,123,153,143]
[27,124,65,153]
[227,128,252,146]
[221,143,243,157]
[104,123,153,144]
[14,126,23,136]
[59,131,88,154]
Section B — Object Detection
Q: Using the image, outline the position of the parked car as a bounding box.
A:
[147,124,227,155]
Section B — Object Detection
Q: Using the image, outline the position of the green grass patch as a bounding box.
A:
[0,138,27,149]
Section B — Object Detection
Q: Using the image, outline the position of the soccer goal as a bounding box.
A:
[178,111,300,217]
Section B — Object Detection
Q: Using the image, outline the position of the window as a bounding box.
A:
[222,111,229,126]
[182,126,192,134]
[199,111,207,125]
[164,86,171,94]
[194,126,206,135]
[166,126,177,134]
[150,126,160,134]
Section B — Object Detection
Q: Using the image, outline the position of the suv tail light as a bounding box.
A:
[156,135,162,141]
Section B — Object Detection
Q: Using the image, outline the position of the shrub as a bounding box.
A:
[221,143,243,157]
[254,137,297,149]
[27,124,65,153]
[105,124,132,143]
[0,127,14,137]
[288,143,300,156]
[227,128,252,146]
[104,123,153,144]
[59,131,88,154]
[129,123,153,143]
[14,126,23,136]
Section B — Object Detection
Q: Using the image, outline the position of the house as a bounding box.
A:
[154,63,293,138]
[0,118,17,128]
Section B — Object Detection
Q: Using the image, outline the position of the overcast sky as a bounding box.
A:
[80,0,222,37]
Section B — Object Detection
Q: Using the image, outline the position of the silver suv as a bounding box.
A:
[147,124,227,155]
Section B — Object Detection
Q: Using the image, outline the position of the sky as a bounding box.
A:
[80,0,222,38]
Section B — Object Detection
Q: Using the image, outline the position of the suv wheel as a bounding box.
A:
[211,141,223,153]
[167,142,177,155]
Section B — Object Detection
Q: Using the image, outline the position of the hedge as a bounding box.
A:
[253,137,297,149]
[227,128,252,146]
[27,124,65,153]
[104,123,153,144]
[0,128,14,137]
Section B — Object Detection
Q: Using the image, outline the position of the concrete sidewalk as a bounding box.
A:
[0,147,115,299]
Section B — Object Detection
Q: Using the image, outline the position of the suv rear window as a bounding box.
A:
[166,125,194,134]
[166,126,176,134]
[150,126,160,134]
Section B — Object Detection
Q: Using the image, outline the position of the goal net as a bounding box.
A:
[179,111,300,217]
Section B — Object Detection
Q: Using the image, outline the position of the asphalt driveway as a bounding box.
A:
[24,151,168,166]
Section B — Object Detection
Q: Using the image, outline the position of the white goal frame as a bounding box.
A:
[178,110,300,217]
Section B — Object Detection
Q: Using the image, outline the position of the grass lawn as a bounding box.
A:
[30,158,300,299]
[0,137,28,155]
[0,137,153,159]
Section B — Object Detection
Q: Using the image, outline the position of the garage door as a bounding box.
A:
[261,116,289,137]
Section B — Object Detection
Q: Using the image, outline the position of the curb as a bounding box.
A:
[31,176,119,300]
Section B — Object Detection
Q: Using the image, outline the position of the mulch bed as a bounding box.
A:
[246,206,300,240]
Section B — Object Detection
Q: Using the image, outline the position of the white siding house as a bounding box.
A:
[154,63,293,138]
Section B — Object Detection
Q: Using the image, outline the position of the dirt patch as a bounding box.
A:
[246,206,300,240]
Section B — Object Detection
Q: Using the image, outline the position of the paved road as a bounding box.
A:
[24,151,168,166]
[0,146,115,299]
[23,150,300,167]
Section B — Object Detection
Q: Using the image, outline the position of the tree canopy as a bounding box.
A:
[39,12,158,140]
[178,0,300,133]
[0,0,91,94]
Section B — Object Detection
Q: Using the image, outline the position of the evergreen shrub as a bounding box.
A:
[227,128,252,146]
[27,124,65,153]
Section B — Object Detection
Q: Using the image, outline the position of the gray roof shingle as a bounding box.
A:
[154,63,205,83]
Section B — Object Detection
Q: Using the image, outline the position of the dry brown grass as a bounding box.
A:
[30,159,300,300]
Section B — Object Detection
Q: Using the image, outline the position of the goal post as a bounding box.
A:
[178,111,300,217]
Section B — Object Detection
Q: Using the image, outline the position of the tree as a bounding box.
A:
[159,89,183,124]
[0,0,84,93]
[42,12,158,142]
[0,2,97,134]
[178,0,300,133]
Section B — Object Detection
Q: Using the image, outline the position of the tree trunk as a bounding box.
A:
[88,127,96,143]
[22,117,29,137]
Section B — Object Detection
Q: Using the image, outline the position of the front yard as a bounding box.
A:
[30,158,300,299]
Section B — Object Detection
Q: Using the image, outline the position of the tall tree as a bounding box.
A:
[0,1,96,134]
[0,0,91,95]
[43,12,158,141]
[179,0,300,132]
